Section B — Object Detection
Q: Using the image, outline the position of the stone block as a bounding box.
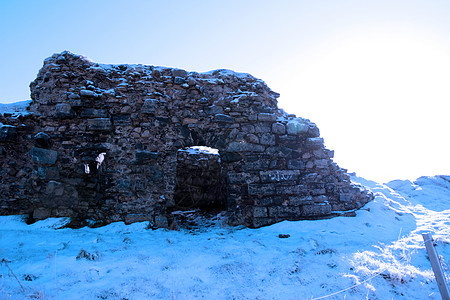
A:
[308,124,320,137]
[276,185,307,195]
[302,204,331,216]
[227,172,260,184]
[172,68,188,77]
[241,124,255,133]
[257,113,277,122]
[34,132,52,149]
[260,133,276,146]
[206,105,224,115]
[286,118,309,135]
[227,142,265,152]
[260,170,300,183]
[265,146,292,158]
[38,166,60,180]
[272,122,286,134]
[315,159,329,169]
[305,138,324,150]
[268,206,301,218]
[253,206,268,218]
[174,77,186,84]
[289,196,314,205]
[125,213,152,224]
[33,208,51,220]
[0,125,17,142]
[220,152,242,163]
[252,218,274,228]
[142,99,159,114]
[242,160,270,171]
[313,195,328,203]
[248,184,275,196]
[134,150,159,164]
[80,89,99,98]
[87,118,112,131]
[245,134,259,144]
[80,108,108,118]
[214,114,235,123]
[112,114,132,126]
[30,147,58,165]
[45,180,64,196]
[154,215,169,228]
[339,194,352,202]
[55,103,73,118]
[287,159,305,170]
[254,123,271,133]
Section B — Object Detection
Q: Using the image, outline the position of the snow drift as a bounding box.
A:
[0,175,449,299]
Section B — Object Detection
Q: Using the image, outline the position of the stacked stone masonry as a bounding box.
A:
[0,51,373,228]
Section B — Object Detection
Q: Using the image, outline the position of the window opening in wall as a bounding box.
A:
[174,146,226,212]
[84,152,106,175]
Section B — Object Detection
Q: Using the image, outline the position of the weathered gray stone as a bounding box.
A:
[87,118,112,131]
[265,146,292,157]
[34,132,52,149]
[242,160,270,171]
[214,114,234,123]
[206,105,224,115]
[257,113,277,122]
[80,108,108,118]
[227,142,265,152]
[305,137,324,149]
[276,185,307,195]
[30,147,58,165]
[260,133,276,146]
[248,184,275,196]
[80,89,99,98]
[227,172,260,184]
[244,134,259,144]
[135,151,159,163]
[112,114,132,126]
[254,123,272,133]
[268,206,301,218]
[33,208,51,220]
[172,69,188,77]
[0,125,17,142]
[259,170,300,183]
[302,203,331,216]
[142,99,159,114]
[253,206,268,218]
[272,122,286,134]
[289,196,314,205]
[38,166,60,180]
[174,77,186,84]
[55,103,73,118]
[315,159,328,169]
[287,118,309,135]
[287,159,305,170]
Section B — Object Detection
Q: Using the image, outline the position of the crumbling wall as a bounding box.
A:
[0,51,373,227]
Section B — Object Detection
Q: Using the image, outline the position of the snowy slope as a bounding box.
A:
[0,176,449,299]
[0,100,32,117]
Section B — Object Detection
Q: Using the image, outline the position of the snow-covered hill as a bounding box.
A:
[0,175,449,299]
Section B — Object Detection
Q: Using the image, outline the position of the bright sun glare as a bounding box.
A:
[277,32,450,182]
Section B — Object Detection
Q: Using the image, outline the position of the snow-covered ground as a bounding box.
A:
[0,176,449,299]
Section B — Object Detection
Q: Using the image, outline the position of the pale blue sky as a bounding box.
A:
[1,0,449,182]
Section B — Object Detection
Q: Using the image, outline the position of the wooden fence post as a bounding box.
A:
[422,233,450,300]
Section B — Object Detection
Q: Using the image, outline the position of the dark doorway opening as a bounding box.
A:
[174,146,226,212]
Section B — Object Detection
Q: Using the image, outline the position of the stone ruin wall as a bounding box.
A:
[0,51,373,228]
